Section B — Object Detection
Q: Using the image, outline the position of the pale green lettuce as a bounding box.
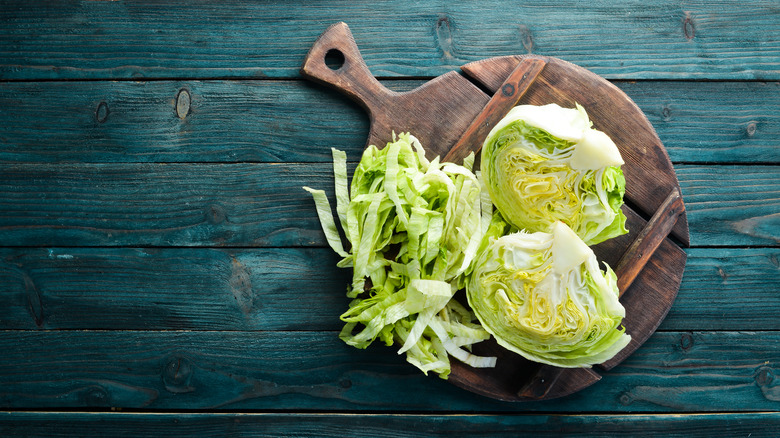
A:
[466,221,630,368]
[304,133,496,378]
[481,103,628,245]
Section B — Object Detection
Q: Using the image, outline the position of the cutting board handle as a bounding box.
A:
[301,22,392,116]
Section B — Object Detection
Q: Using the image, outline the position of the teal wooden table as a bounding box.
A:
[1,1,779,436]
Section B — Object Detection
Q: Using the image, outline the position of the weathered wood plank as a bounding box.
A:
[1,247,775,331]
[0,163,335,247]
[677,165,780,246]
[1,1,779,80]
[0,80,369,164]
[0,330,777,411]
[0,247,349,330]
[1,80,775,164]
[618,81,780,164]
[0,163,776,247]
[662,248,780,331]
[2,412,780,438]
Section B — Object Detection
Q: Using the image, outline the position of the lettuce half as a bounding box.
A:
[467,221,630,368]
[481,103,628,245]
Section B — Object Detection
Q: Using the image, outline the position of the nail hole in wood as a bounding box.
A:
[325,49,345,71]
[501,83,515,97]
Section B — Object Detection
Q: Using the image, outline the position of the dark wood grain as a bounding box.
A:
[301,22,489,158]
[617,81,780,164]
[0,163,338,247]
[0,247,776,331]
[462,55,690,246]
[0,80,373,164]
[1,1,779,80]
[3,412,780,438]
[663,248,780,331]
[0,330,777,412]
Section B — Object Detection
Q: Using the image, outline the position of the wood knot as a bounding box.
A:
[95,101,109,124]
[518,24,534,53]
[435,14,455,59]
[83,385,110,407]
[205,203,226,224]
[163,355,195,393]
[755,366,774,386]
[746,121,757,137]
[501,83,515,97]
[176,88,191,119]
[661,105,672,121]
[679,332,694,351]
[683,12,695,40]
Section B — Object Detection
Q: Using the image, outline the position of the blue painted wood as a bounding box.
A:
[0,163,775,247]
[662,248,780,331]
[0,247,776,331]
[677,165,780,246]
[0,247,349,330]
[0,163,338,247]
[1,80,776,164]
[2,412,780,437]
[0,0,777,430]
[0,330,777,411]
[1,1,779,80]
[0,80,369,164]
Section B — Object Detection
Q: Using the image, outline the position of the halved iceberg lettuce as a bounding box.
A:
[466,221,630,368]
[481,103,628,245]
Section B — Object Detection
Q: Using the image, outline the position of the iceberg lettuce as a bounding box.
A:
[481,103,628,245]
[466,221,630,368]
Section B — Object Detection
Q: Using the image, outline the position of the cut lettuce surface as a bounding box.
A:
[304,133,496,378]
[467,221,630,368]
[481,103,628,245]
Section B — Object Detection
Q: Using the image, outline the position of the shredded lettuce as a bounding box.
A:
[304,133,496,378]
[481,103,628,245]
[467,221,630,368]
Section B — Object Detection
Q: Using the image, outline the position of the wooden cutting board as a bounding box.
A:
[301,22,688,401]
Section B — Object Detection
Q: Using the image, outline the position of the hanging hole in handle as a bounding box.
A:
[324,49,345,70]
